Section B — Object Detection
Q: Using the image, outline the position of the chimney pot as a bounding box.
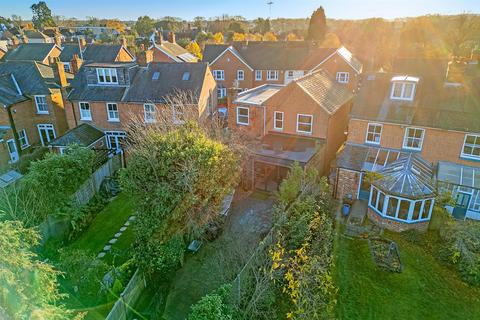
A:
[52,57,68,87]
[121,37,127,47]
[168,32,176,44]
[137,48,153,66]
[70,54,83,74]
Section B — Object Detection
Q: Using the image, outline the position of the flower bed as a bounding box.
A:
[368,237,403,273]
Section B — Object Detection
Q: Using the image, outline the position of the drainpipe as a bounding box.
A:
[262,105,266,136]
[6,105,21,155]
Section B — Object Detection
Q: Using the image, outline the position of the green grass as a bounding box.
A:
[335,227,480,319]
[69,193,134,254]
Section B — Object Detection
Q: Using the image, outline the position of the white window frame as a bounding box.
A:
[267,70,279,81]
[336,72,350,84]
[106,103,119,122]
[96,68,118,84]
[213,70,225,80]
[365,123,382,145]
[274,111,284,130]
[34,95,48,114]
[255,70,262,81]
[172,105,185,125]
[296,114,313,134]
[391,81,416,101]
[461,134,480,160]
[63,63,71,73]
[236,106,249,126]
[105,130,126,150]
[79,102,92,121]
[18,129,29,149]
[403,127,425,151]
[143,103,156,123]
[237,70,245,81]
[217,86,227,99]
[37,124,56,146]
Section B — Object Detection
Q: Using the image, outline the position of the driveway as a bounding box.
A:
[162,190,275,320]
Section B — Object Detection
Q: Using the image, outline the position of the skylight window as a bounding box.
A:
[152,72,160,80]
[182,72,190,81]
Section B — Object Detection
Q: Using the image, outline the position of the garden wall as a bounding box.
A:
[105,268,146,320]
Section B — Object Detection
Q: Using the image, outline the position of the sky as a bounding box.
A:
[2,0,480,21]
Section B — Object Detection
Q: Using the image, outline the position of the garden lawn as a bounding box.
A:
[69,193,134,255]
[335,229,480,319]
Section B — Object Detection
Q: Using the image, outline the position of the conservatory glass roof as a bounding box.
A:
[373,153,435,199]
[437,161,480,189]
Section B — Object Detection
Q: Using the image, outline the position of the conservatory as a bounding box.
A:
[367,153,435,231]
[437,161,480,220]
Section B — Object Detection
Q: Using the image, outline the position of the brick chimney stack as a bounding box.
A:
[52,57,68,87]
[168,32,176,44]
[11,36,19,48]
[121,36,128,47]
[158,31,163,45]
[79,37,87,50]
[137,45,153,66]
[54,35,62,47]
[70,54,83,74]
[21,35,28,44]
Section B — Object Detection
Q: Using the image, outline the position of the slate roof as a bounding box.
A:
[154,42,197,62]
[59,43,81,62]
[351,59,480,133]
[0,61,73,105]
[123,62,208,103]
[203,42,362,72]
[49,123,105,147]
[294,69,354,114]
[68,62,209,104]
[0,74,28,105]
[82,44,133,63]
[24,30,50,40]
[2,43,57,62]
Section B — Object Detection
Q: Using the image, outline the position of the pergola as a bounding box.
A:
[368,153,435,223]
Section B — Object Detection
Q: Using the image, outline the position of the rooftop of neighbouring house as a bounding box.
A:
[2,43,58,62]
[49,123,105,147]
[203,42,362,72]
[351,57,480,133]
[234,84,284,105]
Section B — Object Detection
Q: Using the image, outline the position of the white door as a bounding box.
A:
[6,139,19,163]
[106,131,127,151]
[37,124,56,146]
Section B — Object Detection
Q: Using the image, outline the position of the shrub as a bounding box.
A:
[188,284,235,320]
[69,192,110,241]
[11,146,49,174]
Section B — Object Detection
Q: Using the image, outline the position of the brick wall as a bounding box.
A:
[116,47,135,62]
[367,207,429,232]
[152,47,176,62]
[335,168,360,200]
[210,49,253,90]
[317,53,359,92]
[348,118,480,167]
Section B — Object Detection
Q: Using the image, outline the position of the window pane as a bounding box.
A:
[412,201,422,220]
[378,192,385,213]
[421,200,431,219]
[398,200,410,220]
[387,197,398,217]
[370,187,378,207]
[393,83,402,97]
[404,83,414,98]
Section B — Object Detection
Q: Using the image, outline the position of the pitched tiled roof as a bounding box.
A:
[351,68,480,132]
[0,74,28,106]
[202,42,361,72]
[2,43,57,62]
[68,62,209,104]
[24,30,50,40]
[49,123,105,147]
[154,42,197,62]
[59,43,81,62]
[123,62,208,103]
[82,44,133,63]
[294,69,354,114]
[0,61,73,103]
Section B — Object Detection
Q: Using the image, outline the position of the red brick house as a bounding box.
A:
[229,69,354,191]
[332,56,480,231]
[66,61,216,151]
[149,32,198,63]
[0,59,72,170]
[203,41,362,103]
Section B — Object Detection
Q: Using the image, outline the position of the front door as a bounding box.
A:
[6,139,19,163]
[453,192,471,220]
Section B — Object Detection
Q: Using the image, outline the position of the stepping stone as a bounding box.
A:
[97,252,106,258]
[120,227,127,232]
[129,215,137,221]
[115,232,122,238]
[103,245,112,251]
[124,221,130,226]
[109,238,118,244]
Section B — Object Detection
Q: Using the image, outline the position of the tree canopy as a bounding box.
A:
[135,15,155,37]
[30,1,56,30]
[306,6,327,42]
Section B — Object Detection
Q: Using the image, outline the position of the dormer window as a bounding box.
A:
[97,68,118,84]
[390,76,419,101]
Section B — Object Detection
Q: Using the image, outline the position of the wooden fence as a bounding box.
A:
[73,154,122,206]
[105,268,146,320]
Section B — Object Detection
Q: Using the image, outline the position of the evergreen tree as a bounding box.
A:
[30,1,56,30]
[307,6,327,42]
